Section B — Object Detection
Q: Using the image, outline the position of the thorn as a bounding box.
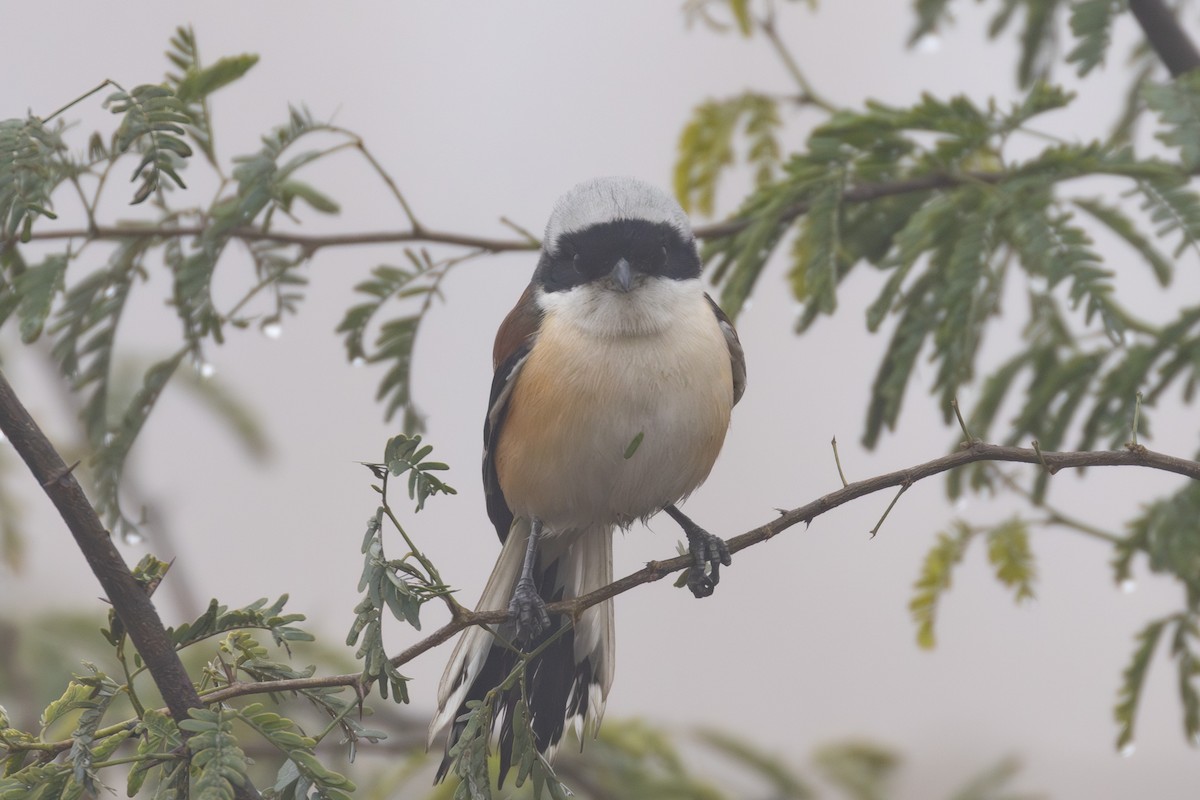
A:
[1032,440,1057,475]
[42,460,81,488]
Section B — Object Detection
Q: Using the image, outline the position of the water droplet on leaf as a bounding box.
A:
[1120,742,1136,757]
[194,360,215,379]
[124,530,144,545]
[914,33,942,54]
[262,322,283,339]
[351,356,366,367]
[1120,579,1136,594]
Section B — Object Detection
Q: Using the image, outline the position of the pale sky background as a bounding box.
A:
[2,2,1199,798]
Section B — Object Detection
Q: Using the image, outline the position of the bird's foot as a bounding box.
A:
[684,525,731,599]
[508,577,550,641]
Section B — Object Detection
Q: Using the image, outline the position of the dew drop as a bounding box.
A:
[1120,578,1136,594]
[194,359,216,379]
[124,530,144,545]
[953,497,969,512]
[351,356,366,368]
[262,321,283,340]
[102,285,118,299]
[1120,742,1136,758]
[914,33,942,54]
[742,299,754,313]
[103,432,115,445]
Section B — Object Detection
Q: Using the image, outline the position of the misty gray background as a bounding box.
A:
[2,2,1199,797]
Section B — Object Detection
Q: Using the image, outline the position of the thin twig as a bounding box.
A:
[951,397,974,443]
[869,483,910,539]
[989,466,1123,545]
[757,9,837,113]
[1131,391,1144,447]
[831,436,849,488]
[1031,440,1055,475]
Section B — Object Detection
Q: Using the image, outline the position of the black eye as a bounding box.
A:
[651,245,668,269]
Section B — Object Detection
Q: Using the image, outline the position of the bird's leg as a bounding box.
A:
[664,504,731,599]
[508,517,551,641]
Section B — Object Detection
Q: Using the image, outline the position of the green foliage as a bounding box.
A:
[348,497,452,702]
[696,728,815,799]
[675,92,782,216]
[908,0,955,45]
[1113,616,1168,751]
[1144,71,1200,171]
[1113,482,1200,605]
[165,25,259,166]
[237,703,355,800]
[1067,0,1127,77]
[0,116,61,241]
[336,251,466,431]
[1133,173,1200,258]
[813,741,898,800]
[383,433,457,512]
[170,595,313,651]
[90,352,186,539]
[910,521,976,649]
[12,254,67,344]
[348,438,456,702]
[104,84,192,204]
[986,518,1037,603]
[127,709,183,797]
[963,0,1070,89]
[910,518,1036,650]
[180,708,250,800]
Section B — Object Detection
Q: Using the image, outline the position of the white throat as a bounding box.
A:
[536,277,704,338]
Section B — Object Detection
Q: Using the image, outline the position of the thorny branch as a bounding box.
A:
[9,172,995,255]
[173,442,1200,710]
[0,369,263,800]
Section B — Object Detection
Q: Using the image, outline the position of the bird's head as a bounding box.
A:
[533,177,702,336]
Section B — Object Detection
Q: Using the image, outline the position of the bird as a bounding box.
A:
[429,176,746,785]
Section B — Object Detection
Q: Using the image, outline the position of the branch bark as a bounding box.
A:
[8,172,988,257]
[0,369,262,800]
[1130,0,1200,77]
[195,441,1199,708]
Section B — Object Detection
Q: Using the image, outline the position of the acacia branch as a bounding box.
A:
[9,172,985,255]
[0,369,262,800]
[196,441,1199,708]
[1130,0,1200,77]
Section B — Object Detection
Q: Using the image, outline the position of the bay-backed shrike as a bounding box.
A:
[430,177,746,784]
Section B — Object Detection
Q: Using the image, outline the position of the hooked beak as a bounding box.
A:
[609,258,633,293]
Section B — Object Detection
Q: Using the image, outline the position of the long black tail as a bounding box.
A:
[429,521,614,785]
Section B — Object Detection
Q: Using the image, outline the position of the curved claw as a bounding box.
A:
[685,528,731,599]
[509,577,550,641]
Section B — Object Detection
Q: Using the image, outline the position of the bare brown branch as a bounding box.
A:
[0,368,263,799]
[1130,0,1200,77]
[9,172,993,255]
[182,441,1200,709]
